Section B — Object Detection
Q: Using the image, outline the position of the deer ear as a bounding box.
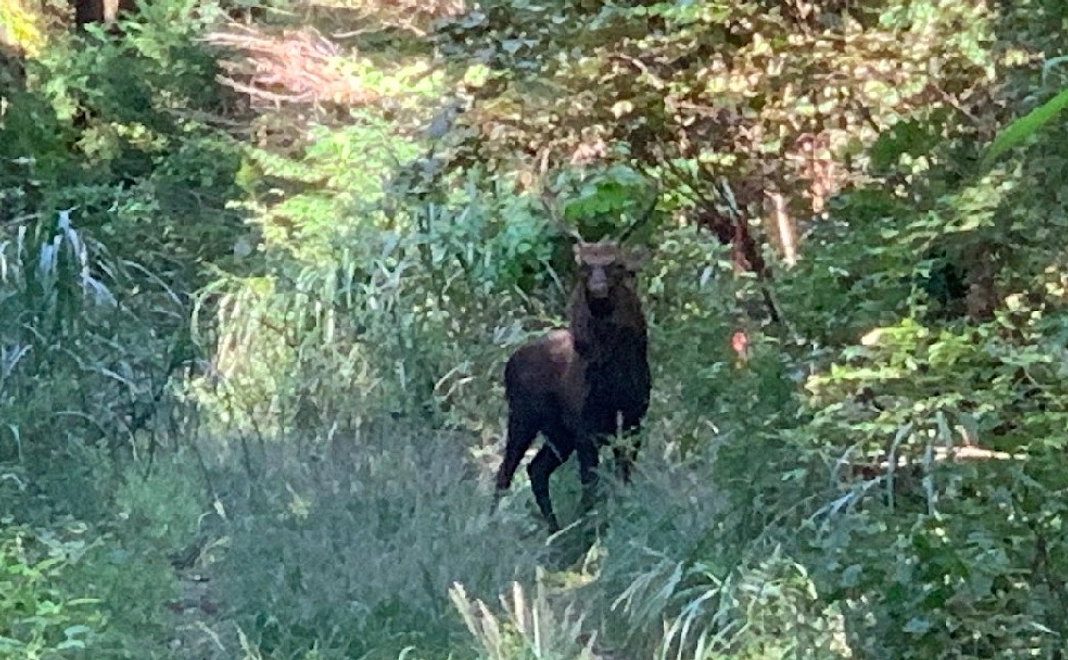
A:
[625,246,649,271]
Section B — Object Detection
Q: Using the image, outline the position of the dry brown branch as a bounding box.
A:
[203,23,378,109]
[330,0,465,24]
[767,191,797,267]
[843,444,1026,483]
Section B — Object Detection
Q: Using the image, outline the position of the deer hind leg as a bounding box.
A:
[527,438,573,532]
[493,414,538,511]
[574,433,601,513]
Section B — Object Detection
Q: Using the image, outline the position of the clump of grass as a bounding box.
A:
[215,420,543,659]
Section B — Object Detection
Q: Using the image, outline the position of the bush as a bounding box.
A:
[0,518,103,658]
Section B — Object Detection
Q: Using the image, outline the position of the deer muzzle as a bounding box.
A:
[587,267,609,298]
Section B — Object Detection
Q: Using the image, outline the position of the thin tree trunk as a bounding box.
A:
[768,191,798,268]
[73,0,136,25]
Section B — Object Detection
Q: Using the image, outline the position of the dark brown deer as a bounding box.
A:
[493,192,654,532]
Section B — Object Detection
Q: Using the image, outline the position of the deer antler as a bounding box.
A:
[540,185,586,243]
[618,181,660,243]
[713,177,740,221]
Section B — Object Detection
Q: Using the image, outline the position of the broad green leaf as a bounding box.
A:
[981,88,1068,170]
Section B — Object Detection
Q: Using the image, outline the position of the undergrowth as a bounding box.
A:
[3,1,1068,659]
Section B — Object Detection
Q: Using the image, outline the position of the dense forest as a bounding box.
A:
[2,0,1068,658]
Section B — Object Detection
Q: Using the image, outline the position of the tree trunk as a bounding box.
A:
[73,0,136,26]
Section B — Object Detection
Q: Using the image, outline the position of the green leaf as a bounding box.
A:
[841,564,863,588]
[981,88,1068,170]
[903,617,931,634]
[63,624,93,638]
[57,639,88,649]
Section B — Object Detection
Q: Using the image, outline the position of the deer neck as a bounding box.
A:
[571,306,647,361]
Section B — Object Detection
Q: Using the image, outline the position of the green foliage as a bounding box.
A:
[792,306,1068,656]
[1,462,192,659]
[58,534,178,659]
[187,1,1068,655]
[0,4,234,654]
[0,520,102,658]
[982,85,1068,170]
[0,210,119,467]
[3,0,244,284]
[0,208,189,510]
[0,0,236,512]
[114,458,206,550]
[547,163,660,240]
[196,111,571,434]
[6,0,1068,659]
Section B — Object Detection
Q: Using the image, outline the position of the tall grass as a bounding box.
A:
[213,420,544,659]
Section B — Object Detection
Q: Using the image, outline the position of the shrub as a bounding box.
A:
[0,519,103,658]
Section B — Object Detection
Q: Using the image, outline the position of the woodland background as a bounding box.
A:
[2,0,1068,658]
